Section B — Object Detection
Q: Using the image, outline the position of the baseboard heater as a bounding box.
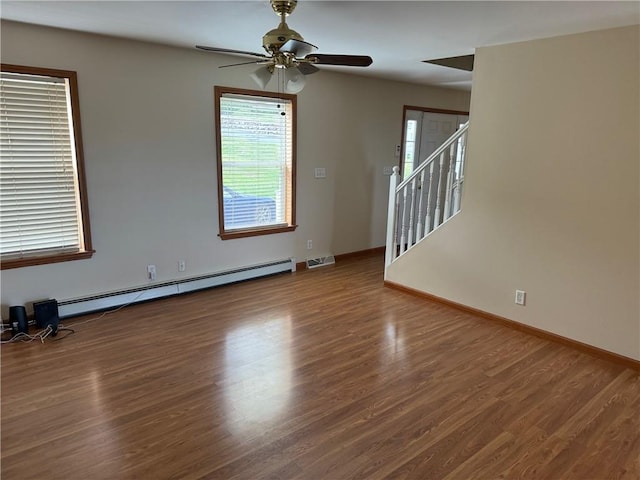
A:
[57,258,296,318]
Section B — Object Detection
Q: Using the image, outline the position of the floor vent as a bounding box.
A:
[306,255,336,269]
[58,258,295,318]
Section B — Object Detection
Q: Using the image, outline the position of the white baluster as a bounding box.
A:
[399,184,409,254]
[415,169,426,240]
[393,191,402,259]
[443,143,456,221]
[433,152,446,228]
[385,166,401,268]
[452,132,467,215]
[407,178,417,248]
[424,162,435,234]
[458,132,467,179]
[452,183,461,214]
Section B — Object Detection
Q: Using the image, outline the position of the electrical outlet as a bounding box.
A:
[307,240,312,250]
[147,264,156,281]
[515,290,526,306]
[178,260,186,272]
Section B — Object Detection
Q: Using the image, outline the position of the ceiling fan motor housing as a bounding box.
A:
[263,24,304,54]
[264,0,303,54]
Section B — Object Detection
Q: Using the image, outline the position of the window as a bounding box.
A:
[1,64,93,269]
[215,86,296,240]
[403,119,418,178]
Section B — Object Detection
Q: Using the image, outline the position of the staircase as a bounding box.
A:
[385,122,469,269]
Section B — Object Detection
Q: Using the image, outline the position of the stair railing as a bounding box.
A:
[385,122,469,269]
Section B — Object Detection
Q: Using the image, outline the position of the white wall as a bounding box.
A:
[0,20,470,316]
[387,25,640,360]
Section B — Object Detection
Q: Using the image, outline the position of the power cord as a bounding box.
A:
[2,325,52,344]
[0,324,76,344]
[1,290,145,344]
[0,323,79,344]
[0,319,36,335]
[68,290,146,328]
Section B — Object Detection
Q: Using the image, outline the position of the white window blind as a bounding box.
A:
[219,92,293,231]
[0,70,84,260]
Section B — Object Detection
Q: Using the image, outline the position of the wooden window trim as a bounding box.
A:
[214,86,297,240]
[1,251,95,270]
[219,225,298,241]
[0,64,94,270]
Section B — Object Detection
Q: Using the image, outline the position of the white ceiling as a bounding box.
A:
[2,1,639,90]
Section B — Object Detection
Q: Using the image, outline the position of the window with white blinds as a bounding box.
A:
[0,65,93,269]
[215,87,297,239]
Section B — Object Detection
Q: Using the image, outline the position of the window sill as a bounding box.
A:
[1,250,95,270]
[219,225,297,240]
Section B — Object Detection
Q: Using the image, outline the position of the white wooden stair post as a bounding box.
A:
[385,166,400,272]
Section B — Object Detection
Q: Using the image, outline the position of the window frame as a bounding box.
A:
[0,64,94,270]
[214,86,297,240]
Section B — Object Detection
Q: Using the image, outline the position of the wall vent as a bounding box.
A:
[306,255,335,269]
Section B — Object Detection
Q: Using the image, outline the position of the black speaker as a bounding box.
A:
[33,299,59,330]
[9,305,29,335]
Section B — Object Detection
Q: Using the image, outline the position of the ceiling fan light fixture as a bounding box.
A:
[250,66,273,89]
[284,67,305,93]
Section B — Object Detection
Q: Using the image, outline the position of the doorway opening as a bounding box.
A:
[400,106,469,178]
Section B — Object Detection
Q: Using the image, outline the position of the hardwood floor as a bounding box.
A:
[2,253,639,479]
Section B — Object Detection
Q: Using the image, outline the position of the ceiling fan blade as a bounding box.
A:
[297,63,320,75]
[306,54,373,67]
[280,38,317,57]
[219,60,271,69]
[196,45,269,59]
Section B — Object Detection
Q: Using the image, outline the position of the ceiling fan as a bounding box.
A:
[196,0,373,93]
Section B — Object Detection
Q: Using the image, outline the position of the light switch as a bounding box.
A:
[314,167,326,179]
